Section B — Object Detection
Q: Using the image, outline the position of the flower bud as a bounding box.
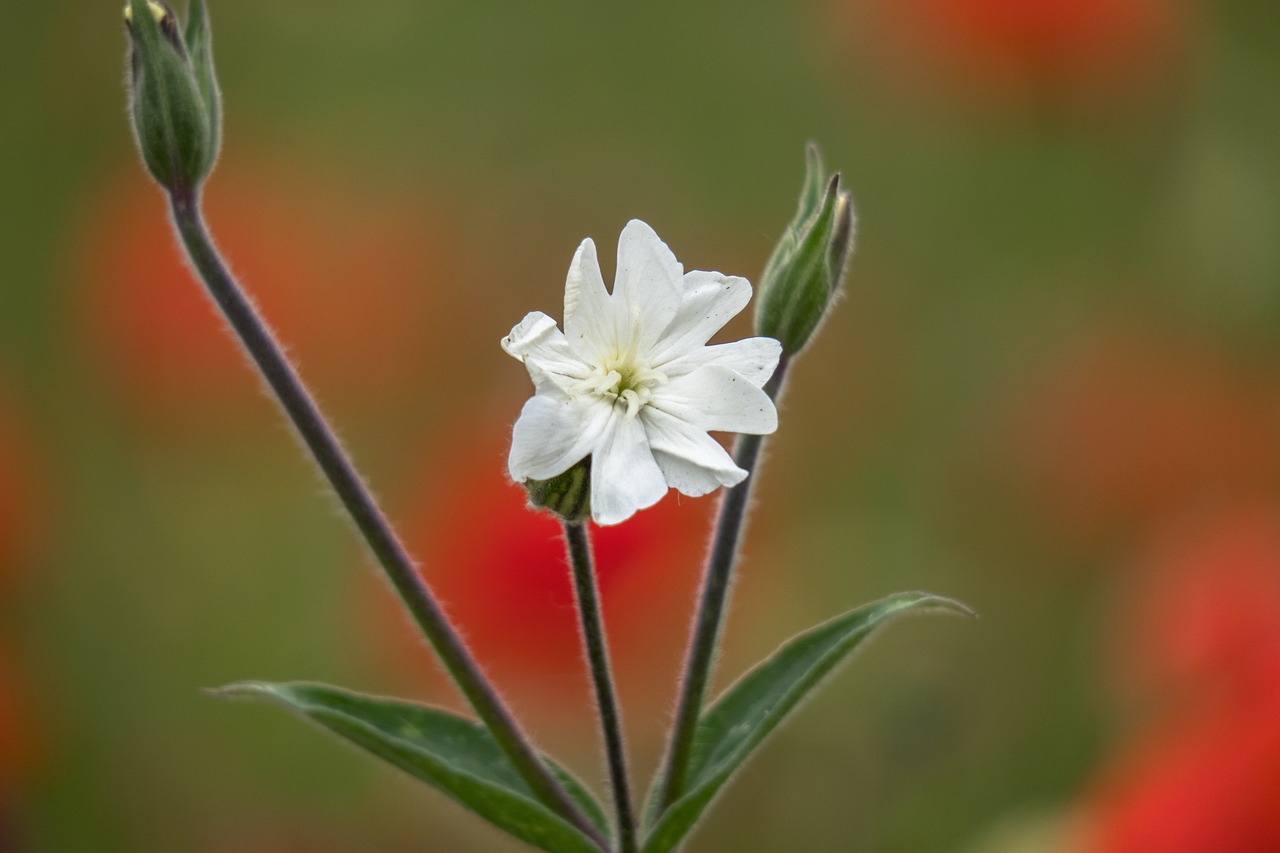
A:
[124,0,221,195]
[755,144,857,355]
[522,459,591,525]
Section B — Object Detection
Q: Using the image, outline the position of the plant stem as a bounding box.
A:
[563,521,636,853]
[655,354,791,812]
[166,187,608,851]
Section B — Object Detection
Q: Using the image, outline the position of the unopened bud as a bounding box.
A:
[124,0,221,195]
[755,144,857,355]
[523,459,591,524]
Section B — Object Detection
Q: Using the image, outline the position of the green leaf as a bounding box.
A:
[642,592,972,853]
[213,682,609,853]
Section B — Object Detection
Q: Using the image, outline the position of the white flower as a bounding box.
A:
[502,219,781,526]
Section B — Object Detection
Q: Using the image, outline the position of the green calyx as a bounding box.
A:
[523,459,592,524]
[755,143,856,356]
[125,0,221,194]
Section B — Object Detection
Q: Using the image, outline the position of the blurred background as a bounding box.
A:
[2,0,1279,850]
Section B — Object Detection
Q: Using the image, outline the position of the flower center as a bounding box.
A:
[577,356,667,418]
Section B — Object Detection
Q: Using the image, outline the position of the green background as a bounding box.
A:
[2,1,1279,851]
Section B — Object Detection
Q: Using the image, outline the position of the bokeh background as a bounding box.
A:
[3,0,1279,850]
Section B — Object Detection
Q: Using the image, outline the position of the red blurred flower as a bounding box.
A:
[359,417,712,723]
[843,0,1187,107]
[0,388,47,850]
[0,426,31,590]
[1083,509,1280,852]
[0,391,45,591]
[1002,322,1280,547]
[70,157,462,427]
[1084,688,1280,853]
[1115,508,1280,704]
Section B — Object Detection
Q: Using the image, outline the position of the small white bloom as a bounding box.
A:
[503,219,781,526]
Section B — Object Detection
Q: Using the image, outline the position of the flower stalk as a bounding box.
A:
[122,2,603,841]
[654,354,791,811]
[563,521,637,853]
[121,3,616,846]
[655,146,852,813]
[164,185,607,850]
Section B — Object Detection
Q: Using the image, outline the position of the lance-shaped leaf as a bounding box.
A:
[213,682,609,853]
[642,592,972,853]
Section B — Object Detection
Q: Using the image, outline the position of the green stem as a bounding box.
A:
[166,187,608,852]
[655,354,791,812]
[564,521,636,853]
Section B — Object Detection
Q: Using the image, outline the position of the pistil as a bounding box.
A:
[578,357,668,418]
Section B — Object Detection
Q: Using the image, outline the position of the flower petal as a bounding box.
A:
[664,336,781,389]
[508,395,609,482]
[651,365,778,435]
[642,407,747,497]
[501,311,591,397]
[648,271,751,366]
[613,220,682,355]
[563,238,614,359]
[590,411,668,525]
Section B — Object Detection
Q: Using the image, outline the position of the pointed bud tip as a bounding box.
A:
[828,189,856,287]
[804,142,825,175]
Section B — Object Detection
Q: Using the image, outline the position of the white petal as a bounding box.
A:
[642,407,747,497]
[648,271,751,366]
[664,337,781,389]
[502,311,591,397]
[613,220,682,355]
[590,411,668,525]
[563,238,614,359]
[501,311,558,360]
[508,395,609,482]
[651,365,778,435]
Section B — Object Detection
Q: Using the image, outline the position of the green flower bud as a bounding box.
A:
[755,144,857,355]
[124,0,221,195]
[523,459,591,524]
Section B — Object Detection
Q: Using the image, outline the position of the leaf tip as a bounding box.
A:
[917,593,978,621]
[203,680,281,702]
[942,591,977,617]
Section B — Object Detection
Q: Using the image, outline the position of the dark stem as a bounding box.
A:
[655,354,791,811]
[563,521,637,853]
[166,187,608,851]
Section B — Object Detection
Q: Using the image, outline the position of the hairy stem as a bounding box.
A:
[166,187,608,851]
[564,521,636,853]
[655,354,791,812]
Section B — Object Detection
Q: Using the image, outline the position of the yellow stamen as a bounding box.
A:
[123,1,167,25]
